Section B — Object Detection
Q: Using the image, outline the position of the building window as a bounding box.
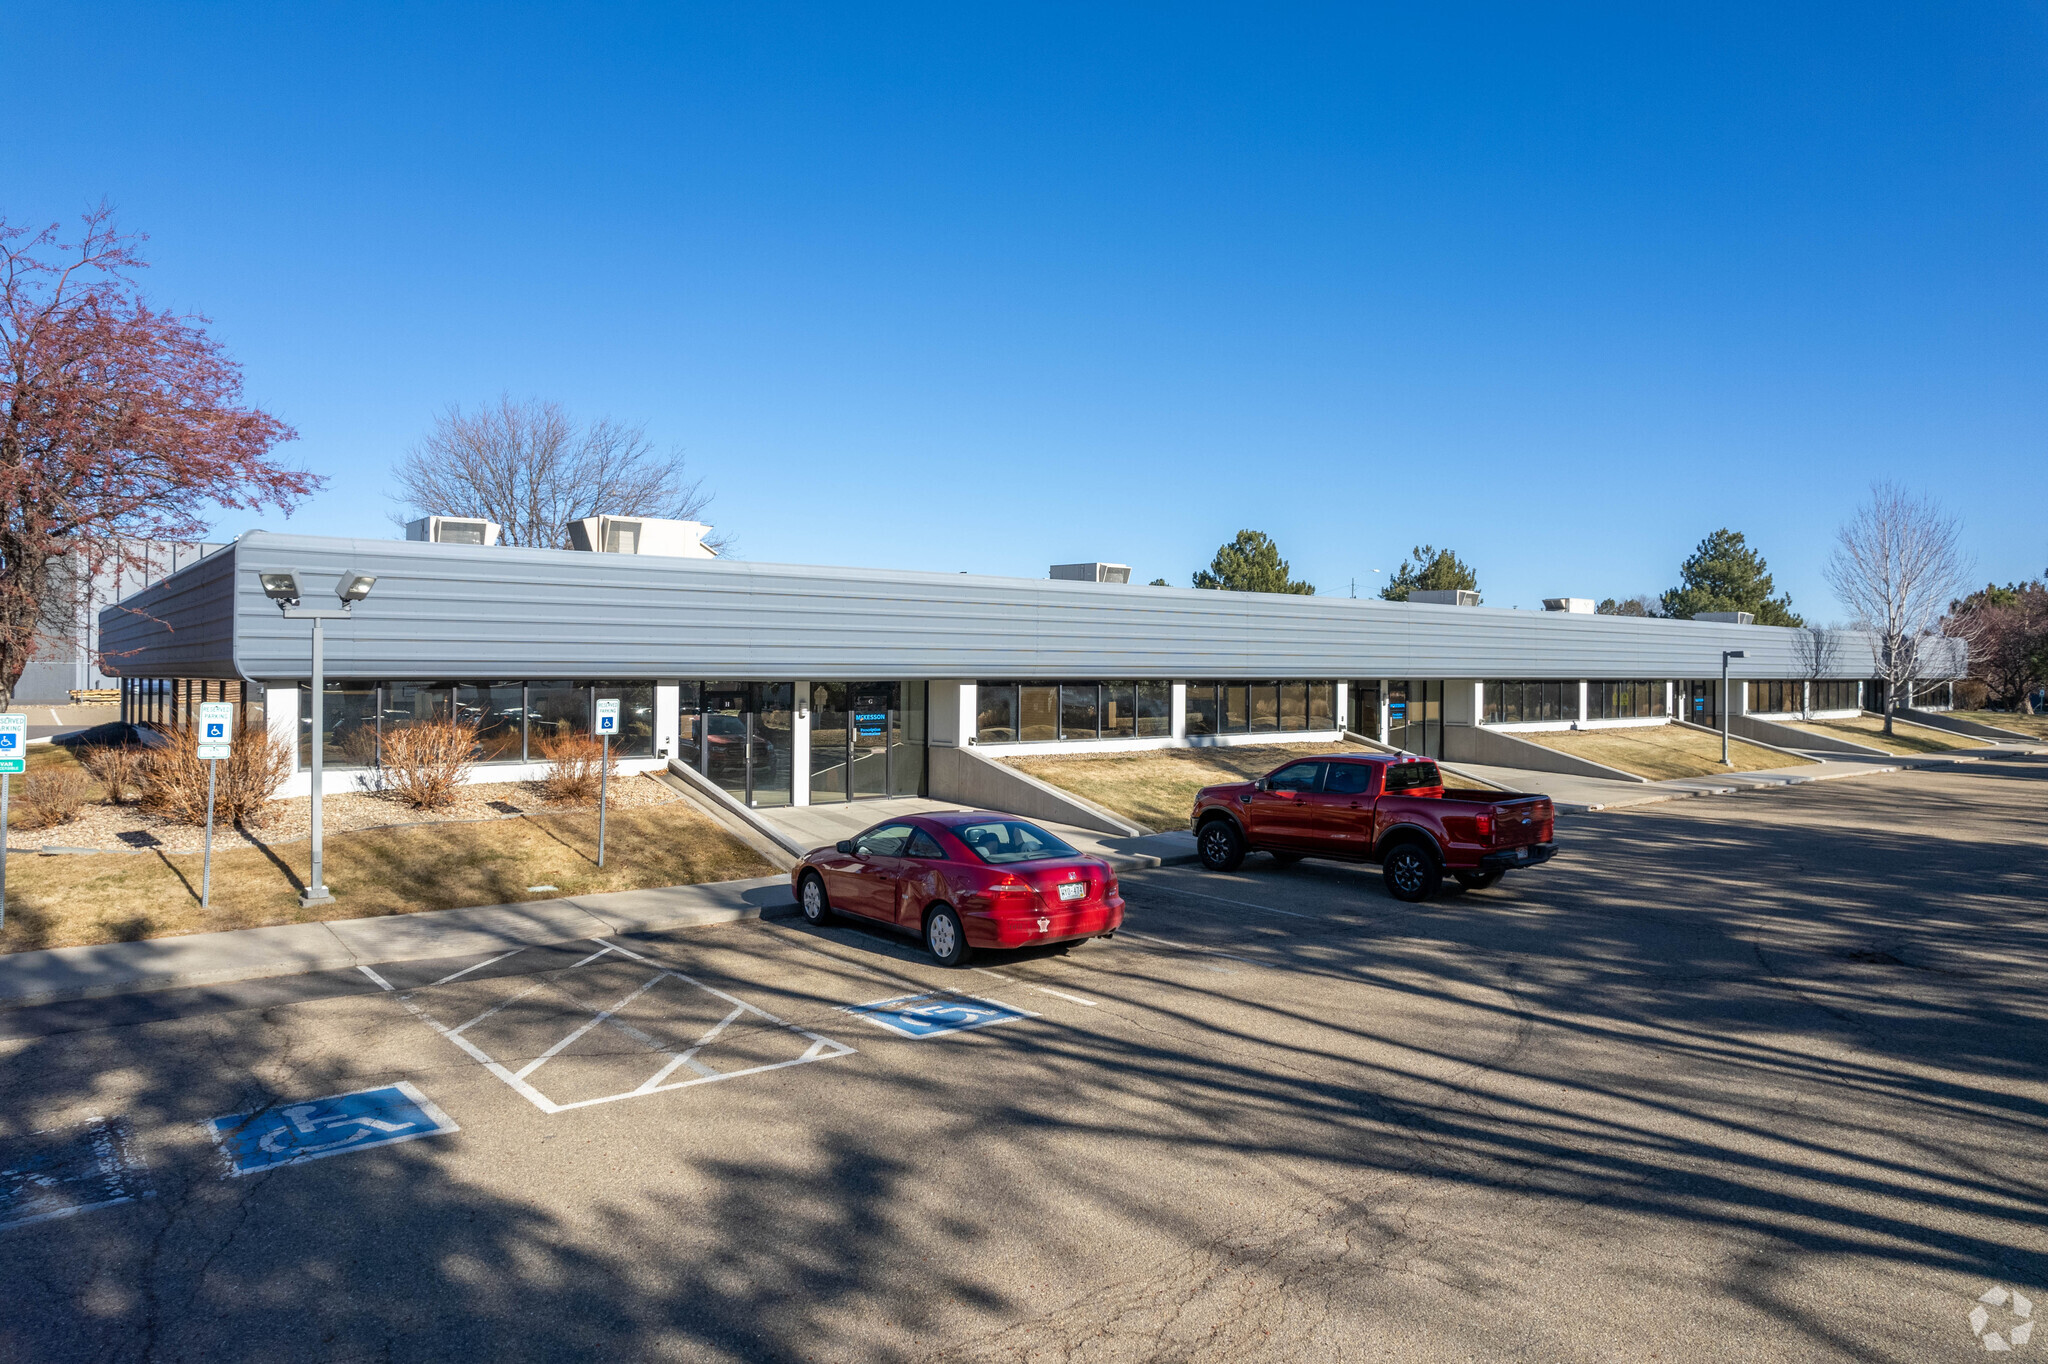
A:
[595,681,656,758]
[1586,680,1668,721]
[1483,680,1578,724]
[457,682,526,762]
[1137,681,1171,736]
[976,683,1017,743]
[1746,680,1806,714]
[1060,683,1100,739]
[1912,680,1952,709]
[1185,683,1219,736]
[299,681,379,769]
[1810,680,1858,711]
[1249,683,1280,732]
[1279,682,1308,731]
[1308,682,1335,731]
[1351,681,1382,733]
[1102,681,1136,739]
[1020,685,1058,742]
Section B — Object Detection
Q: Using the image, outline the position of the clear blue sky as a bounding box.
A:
[8,4,2045,616]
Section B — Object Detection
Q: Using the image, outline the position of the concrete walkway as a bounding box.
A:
[1446,748,2009,811]
[0,875,797,1009]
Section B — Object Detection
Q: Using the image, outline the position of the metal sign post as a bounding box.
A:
[1720,649,1746,766]
[594,698,620,870]
[197,702,233,909]
[0,713,23,931]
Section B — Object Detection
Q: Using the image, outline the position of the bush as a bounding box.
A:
[141,724,291,827]
[378,718,479,810]
[13,767,89,830]
[1954,679,1991,711]
[537,732,618,805]
[79,745,147,804]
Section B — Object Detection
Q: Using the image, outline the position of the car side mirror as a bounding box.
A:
[835,840,855,855]
[1253,778,1268,792]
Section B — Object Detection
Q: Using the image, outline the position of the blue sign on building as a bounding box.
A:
[843,993,1033,1039]
[853,710,888,737]
[208,1082,459,1176]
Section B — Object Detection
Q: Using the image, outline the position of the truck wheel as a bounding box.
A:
[1382,843,1442,902]
[1453,869,1503,891]
[1198,820,1246,872]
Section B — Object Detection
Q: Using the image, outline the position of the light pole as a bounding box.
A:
[1720,649,1746,766]
[259,568,377,906]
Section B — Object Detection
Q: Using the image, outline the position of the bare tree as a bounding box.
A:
[1789,625,1842,718]
[390,396,723,551]
[1823,482,1972,735]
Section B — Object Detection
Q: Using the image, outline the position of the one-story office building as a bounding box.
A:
[100,530,1965,806]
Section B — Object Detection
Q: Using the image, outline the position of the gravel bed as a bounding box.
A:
[7,774,683,856]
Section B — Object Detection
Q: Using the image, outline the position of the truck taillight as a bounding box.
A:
[1474,813,1492,840]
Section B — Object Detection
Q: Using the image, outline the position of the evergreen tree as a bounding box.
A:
[1660,529,1802,626]
[1379,545,1479,602]
[1192,531,1313,594]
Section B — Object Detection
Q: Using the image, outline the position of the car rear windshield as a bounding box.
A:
[954,820,1080,865]
[1384,761,1442,792]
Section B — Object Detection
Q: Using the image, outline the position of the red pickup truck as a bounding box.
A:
[1190,754,1557,901]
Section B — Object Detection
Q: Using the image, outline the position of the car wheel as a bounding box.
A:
[924,904,972,967]
[1198,820,1246,872]
[1382,842,1442,902]
[1453,869,1503,891]
[798,872,832,925]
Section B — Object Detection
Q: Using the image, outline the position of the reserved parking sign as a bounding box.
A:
[0,713,23,775]
[595,697,620,736]
[197,701,233,761]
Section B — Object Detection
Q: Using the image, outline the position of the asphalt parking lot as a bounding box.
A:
[0,755,2042,1363]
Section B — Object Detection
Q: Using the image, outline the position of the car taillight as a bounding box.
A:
[1540,818,1553,842]
[1474,813,1492,841]
[989,878,1032,895]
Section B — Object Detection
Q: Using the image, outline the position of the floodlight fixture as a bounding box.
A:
[336,570,377,604]
[1723,649,1746,661]
[258,571,303,607]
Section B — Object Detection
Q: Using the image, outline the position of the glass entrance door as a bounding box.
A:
[1388,680,1443,757]
[850,681,896,799]
[700,681,794,807]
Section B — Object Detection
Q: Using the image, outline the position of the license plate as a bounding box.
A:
[1516,846,1529,860]
[1057,881,1088,902]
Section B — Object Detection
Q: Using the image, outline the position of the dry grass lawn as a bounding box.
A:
[1780,714,1985,756]
[1516,724,1811,780]
[1006,741,1380,833]
[1,801,774,955]
[1948,710,2048,741]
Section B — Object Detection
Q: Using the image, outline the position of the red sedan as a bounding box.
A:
[792,811,1125,966]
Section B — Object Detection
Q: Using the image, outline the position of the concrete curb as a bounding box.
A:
[0,874,796,1009]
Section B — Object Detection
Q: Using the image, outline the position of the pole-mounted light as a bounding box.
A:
[1721,649,1746,766]
[335,570,377,604]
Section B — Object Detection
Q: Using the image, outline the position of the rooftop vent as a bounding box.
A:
[1696,611,1755,625]
[1409,589,1480,607]
[405,515,500,546]
[565,516,716,558]
[1542,597,1595,614]
[1050,562,1132,584]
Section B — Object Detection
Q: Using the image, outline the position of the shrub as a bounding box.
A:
[1954,678,1991,711]
[537,732,618,805]
[378,718,479,810]
[14,767,89,830]
[141,724,292,827]
[79,745,147,804]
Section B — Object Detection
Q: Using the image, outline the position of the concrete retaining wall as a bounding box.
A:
[1899,708,2034,742]
[1442,725,1648,783]
[664,759,806,864]
[928,746,1147,837]
[1717,713,1887,756]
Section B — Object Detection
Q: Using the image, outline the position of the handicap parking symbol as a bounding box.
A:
[205,722,225,738]
[207,1082,458,1176]
[0,735,14,751]
[842,993,1033,1039]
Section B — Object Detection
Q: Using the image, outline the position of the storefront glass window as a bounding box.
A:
[1060,683,1099,740]
[1137,681,1171,737]
[299,682,378,769]
[456,682,525,762]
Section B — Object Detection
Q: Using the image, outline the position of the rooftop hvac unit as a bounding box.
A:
[1409,589,1480,607]
[1050,562,1132,584]
[1542,597,1595,614]
[564,515,717,558]
[1696,611,1755,625]
[405,516,501,546]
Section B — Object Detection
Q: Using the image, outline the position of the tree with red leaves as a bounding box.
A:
[0,206,319,708]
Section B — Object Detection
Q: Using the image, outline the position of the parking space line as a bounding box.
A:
[448,982,546,1037]
[398,997,564,1113]
[1113,929,1265,966]
[430,947,527,987]
[1141,882,1312,918]
[513,973,668,1081]
[633,1005,745,1092]
[357,965,394,992]
[567,944,615,970]
[1035,987,1097,1007]
[971,966,1015,981]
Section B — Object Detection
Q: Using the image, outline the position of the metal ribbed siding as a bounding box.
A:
[97,530,1957,682]
[97,545,240,680]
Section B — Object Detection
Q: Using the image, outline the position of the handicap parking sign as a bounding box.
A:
[843,993,1033,1039]
[0,713,21,775]
[207,1082,458,1176]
